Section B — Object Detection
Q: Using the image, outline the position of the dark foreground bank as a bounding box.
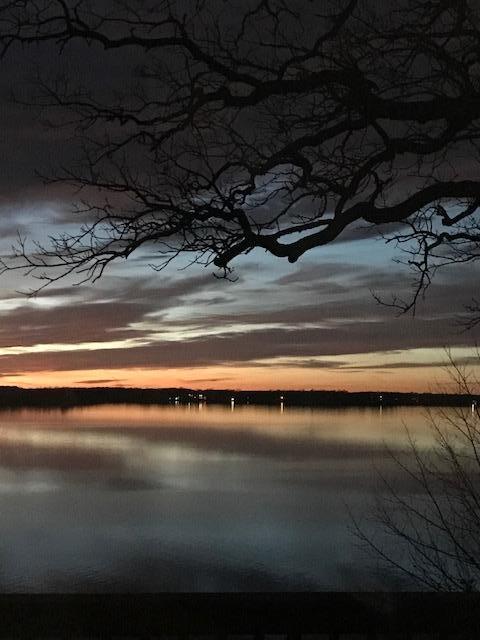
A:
[0,593,477,638]
[0,386,476,408]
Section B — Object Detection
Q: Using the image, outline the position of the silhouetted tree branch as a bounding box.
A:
[0,0,480,307]
[354,354,480,591]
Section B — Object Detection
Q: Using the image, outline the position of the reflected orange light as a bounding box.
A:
[0,402,437,449]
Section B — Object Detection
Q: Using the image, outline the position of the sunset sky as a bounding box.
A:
[0,206,477,391]
[0,25,478,393]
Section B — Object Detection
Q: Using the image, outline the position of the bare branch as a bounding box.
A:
[0,0,479,311]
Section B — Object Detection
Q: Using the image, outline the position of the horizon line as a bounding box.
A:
[0,385,474,397]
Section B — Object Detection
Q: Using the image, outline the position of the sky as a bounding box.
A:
[0,199,477,391]
[0,14,478,392]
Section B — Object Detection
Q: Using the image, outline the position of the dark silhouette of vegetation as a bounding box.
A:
[355,359,480,591]
[0,386,474,409]
[0,1,479,316]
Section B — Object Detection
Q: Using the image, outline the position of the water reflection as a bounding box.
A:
[0,404,441,591]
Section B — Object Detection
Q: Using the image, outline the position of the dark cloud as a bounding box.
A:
[26,285,85,299]
[189,295,236,306]
[102,271,239,309]
[272,262,364,286]
[184,377,233,383]
[0,272,239,348]
[0,3,474,388]
[0,301,150,347]
[341,355,480,370]
[0,28,143,197]
[75,378,125,384]
[0,254,474,378]
[0,315,471,374]
[334,221,409,244]
[256,358,349,369]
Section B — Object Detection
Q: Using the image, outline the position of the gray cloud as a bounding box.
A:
[0,251,474,378]
[0,301,150,347]
[272,262,364,286]
[0,315,471,374]
[0,271,240,348]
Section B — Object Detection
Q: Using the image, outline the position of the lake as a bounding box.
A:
[0,404,450,591]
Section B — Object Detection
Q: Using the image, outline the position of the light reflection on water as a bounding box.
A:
[0,404,439,591]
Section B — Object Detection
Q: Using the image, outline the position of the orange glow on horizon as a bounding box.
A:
[0,362,469,393]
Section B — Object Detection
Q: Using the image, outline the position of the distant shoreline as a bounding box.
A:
[0,386,476,409]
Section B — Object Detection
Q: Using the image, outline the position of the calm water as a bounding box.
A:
[0,404,440,591]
